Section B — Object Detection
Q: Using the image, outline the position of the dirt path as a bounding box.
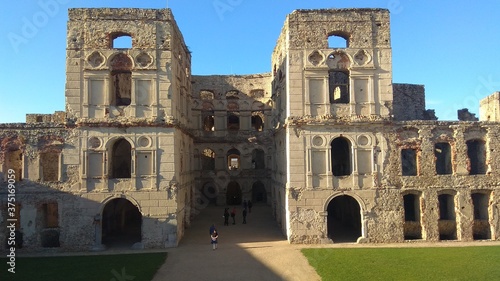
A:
[152,203,321,281]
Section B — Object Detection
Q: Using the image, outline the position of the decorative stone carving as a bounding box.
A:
[308,50,323,66]
[87,51,105,68]
[135,52,153,67]
[326,51,350,69]
[88,137,102,149]
[138,136,151,147]
[354,49,370,66]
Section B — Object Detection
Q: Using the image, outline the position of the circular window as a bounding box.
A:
[88,137,101,149]
[138,136,151,148]
[357,135,370,146]
[312,136,324,147]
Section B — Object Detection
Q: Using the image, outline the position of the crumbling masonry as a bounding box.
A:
[0,8,499,251]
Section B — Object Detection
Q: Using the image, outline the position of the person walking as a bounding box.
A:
[211,230,219,250]
[231,207,236,225]
[242,208,247,224]
[223,208,230,226]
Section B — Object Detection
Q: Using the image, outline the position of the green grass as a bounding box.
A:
[302,246,500,281]
[0,252,167,281]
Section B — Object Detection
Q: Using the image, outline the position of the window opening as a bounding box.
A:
[329,71,349,103]
[467,139,486,175]
[111,34,132,49]
[471,192,491,240]
[110,139,132,178]
[401,149,417,176]
[435,142,452,175]
[331,137,351,176]
[328,34,348,48]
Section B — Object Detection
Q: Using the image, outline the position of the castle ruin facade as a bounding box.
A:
[0,8,499,251]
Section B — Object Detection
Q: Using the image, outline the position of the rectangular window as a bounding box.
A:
[401,149,417,176]
[43,203,59,228]
[329,71,349,103]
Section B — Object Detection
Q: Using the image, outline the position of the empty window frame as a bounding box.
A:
[111,33,132,49]
[227,113,240,131]
[438,194,455,220]
[328,34,348,48]
[110,139,132,178]
[466,139,486,175]
[403,193,422,240]
[202,113,215,131]
[329,71,349,103]
[227,149,240,170]
[110,54,133,106]
[201,148,216,170]
[401,149,418,176]
[435,142,452,175]
[5,150,22,181]
[251,113,264,131]
[40,152,59,182]
[403,194,420,222]
[331,137,351,176]
[471,192,491,240]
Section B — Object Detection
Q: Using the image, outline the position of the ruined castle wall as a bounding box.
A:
[480,92,500,121]
[286,120,500,243]
[392,84,426,121]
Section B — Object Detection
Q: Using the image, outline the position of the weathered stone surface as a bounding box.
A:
[0,8,499,254]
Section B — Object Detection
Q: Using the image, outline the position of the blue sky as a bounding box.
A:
[1,0,500,122]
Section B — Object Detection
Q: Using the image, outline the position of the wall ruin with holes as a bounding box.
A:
[285,119,500,243]
[2,7,500,252]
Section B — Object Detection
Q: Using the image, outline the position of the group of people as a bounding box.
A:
[209,200,254,250]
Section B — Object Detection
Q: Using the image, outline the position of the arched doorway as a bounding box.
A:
[327,195,361,242]
[226,182,242,205]
[252,181,267,203]
[102,198,142,247]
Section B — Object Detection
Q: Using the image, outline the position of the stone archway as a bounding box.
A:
[226,181,242,205]
[102,198,142,247]
[327,195,361,242]
[252,181,267,203]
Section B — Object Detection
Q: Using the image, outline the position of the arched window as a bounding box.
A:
[111,33,132,49]
[227,113,240,131]
[331,137,351,176]
[328,34,348,48]
[227,148,240,170]
[110,138,131,178]
[251,112,264,131]
[202,114,215,131]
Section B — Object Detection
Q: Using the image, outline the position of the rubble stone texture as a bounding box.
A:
[0,8,499,251]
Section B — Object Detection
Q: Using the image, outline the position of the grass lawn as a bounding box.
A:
[0,252,167,281]
[302,246,500,281]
